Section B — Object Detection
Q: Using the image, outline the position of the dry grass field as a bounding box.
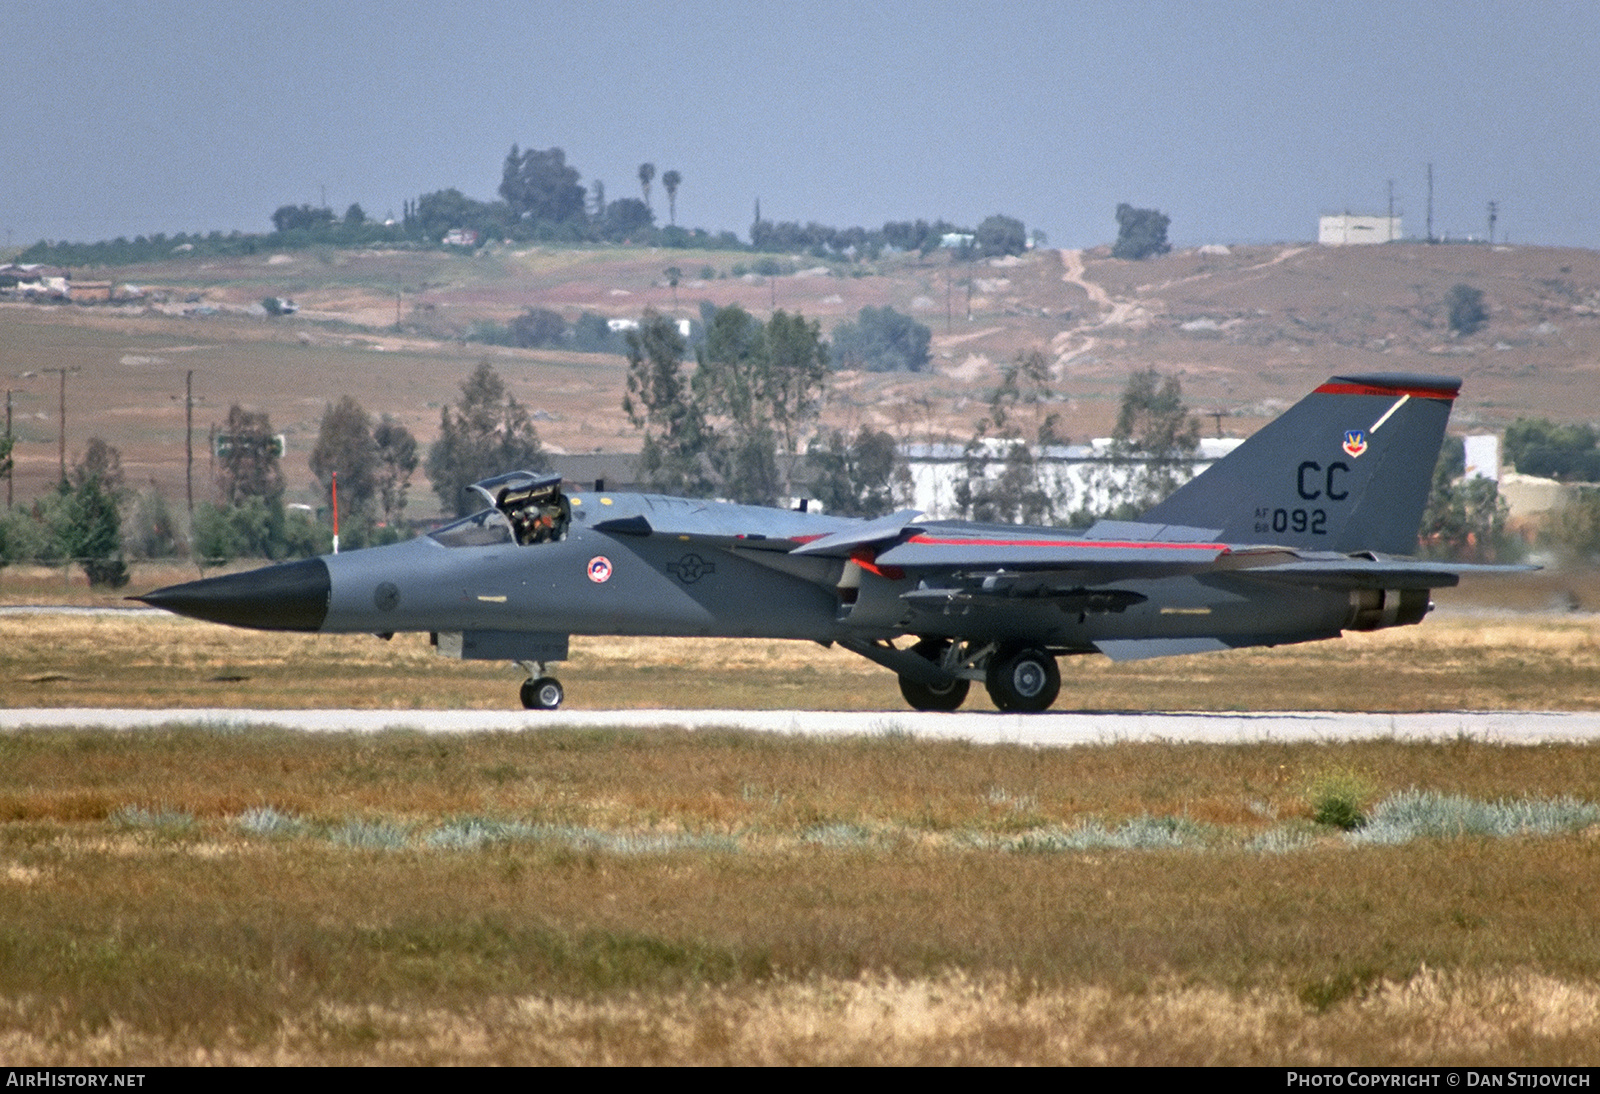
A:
[2,596,1600,1062]
[3,724,1600,1064]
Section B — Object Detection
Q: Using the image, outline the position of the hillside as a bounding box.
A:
[2,240,1597,516]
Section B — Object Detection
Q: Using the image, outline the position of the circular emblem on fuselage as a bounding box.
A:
[587,556,613,583]
[374,582,400,611]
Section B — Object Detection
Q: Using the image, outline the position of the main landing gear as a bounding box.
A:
[983,645,1060,713]
[897,638,971,712]
[897,639,1062,713]
[517,661,564,710]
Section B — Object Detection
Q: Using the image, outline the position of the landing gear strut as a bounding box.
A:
[517,661,564,710]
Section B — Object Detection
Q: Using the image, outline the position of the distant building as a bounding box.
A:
[1463,435,1500,481]
[441,228,479,247]
[607,317,692,339]
[901,437,1242,519]
[68,281,112,304]
[1318,214,1402,245]
[0,263,69,298]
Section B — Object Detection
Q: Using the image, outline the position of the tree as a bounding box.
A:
[600,198,653,239]
[410,188,504,243]
[761,310,830,493]
[1504,419,1600,482]
[309,396,379,521]
[127,488,181,560]
[1419,438,1511,561]
[69,437,125,498]
[499,146,587,225]
[975,214,1027,257]
[427,362,548,517]
[1446,283,1487,335]
[1549,488,1600,563]
[217,406,284,506]
[662,169,682,225]
[623,311,716,496]
[1106,368,1200,514]
[1111,203,1171,260]
[59,446,127,587]
[806,426,903,518]
[271,204,336,233]
[506,308,569,348]
[690,306,830,504]
[62,479,126,587]
[637,163,656,212]
[372,415,419,527]
[191,496,328,564]
[344,203,366,225]
[828,306,931,372]
[955,350,1066,524]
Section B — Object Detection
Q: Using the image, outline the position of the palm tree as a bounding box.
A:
[638,163,655,213]
[662,169,682,226]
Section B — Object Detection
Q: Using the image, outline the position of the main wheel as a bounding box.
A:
[521,676,564,710]
[898,637,970,712]
[984,646,1060,713]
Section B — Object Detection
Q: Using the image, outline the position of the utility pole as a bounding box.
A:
[1487,201,1498,245]
[185,369,195,513]
[42,367,75,483]
[4,389,12,509]
[1426,164,1435,244]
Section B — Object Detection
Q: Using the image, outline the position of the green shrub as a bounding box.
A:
[1309,771,1375,830]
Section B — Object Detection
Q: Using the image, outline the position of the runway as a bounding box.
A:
[5,708,1600,745]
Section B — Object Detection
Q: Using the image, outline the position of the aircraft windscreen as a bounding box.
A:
[429,508,514,548]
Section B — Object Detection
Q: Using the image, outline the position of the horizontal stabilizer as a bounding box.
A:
[1238,556,1540,590]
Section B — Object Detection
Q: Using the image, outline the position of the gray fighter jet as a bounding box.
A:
[138,374,1528,712]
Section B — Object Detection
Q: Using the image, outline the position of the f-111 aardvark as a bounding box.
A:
[139,374,1528,712]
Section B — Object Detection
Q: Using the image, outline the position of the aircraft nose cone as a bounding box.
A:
[135,557,331,631]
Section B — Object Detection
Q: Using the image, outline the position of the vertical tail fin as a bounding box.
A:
[1142,374,1458,554]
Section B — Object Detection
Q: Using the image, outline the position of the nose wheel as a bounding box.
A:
[520,676,564,710]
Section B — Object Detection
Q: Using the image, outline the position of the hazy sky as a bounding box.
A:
[5,0,1598,251]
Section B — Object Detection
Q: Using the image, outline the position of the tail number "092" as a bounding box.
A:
[1255,507,1327,535]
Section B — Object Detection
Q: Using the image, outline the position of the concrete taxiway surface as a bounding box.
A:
[4,708,1600,745]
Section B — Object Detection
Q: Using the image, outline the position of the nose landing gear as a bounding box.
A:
[517,661,565,710]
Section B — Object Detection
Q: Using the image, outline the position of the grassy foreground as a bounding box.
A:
[4,593,1600,1062]
[2,726,1600,1064]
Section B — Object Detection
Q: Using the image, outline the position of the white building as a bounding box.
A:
[900,437,1243,520]
[1318,214,1402,246]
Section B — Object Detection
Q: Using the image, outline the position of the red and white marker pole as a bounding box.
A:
[331,470,340,554]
